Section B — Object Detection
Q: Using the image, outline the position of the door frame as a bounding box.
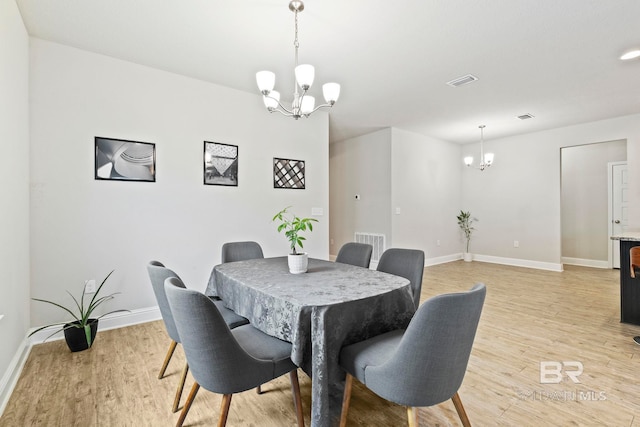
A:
[608,161,628,268]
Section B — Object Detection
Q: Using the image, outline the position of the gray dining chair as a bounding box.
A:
[335,242,373,268]
[376,248,425,309]
[147,261,248,413]
[220,240,267,394]
[221,241,264,263]
[164,277,305,427]
[338,283,486,427]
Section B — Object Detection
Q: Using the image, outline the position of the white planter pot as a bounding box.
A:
[288,253,308,274]
[463,252,473,262]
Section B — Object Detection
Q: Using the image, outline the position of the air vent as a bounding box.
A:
[517,113,535,120]
[354,232,385,263]
[446,74,478,87]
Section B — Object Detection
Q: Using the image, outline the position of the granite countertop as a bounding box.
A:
[611,232,640,241]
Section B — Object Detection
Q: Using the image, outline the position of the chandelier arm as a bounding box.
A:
[269,108,296,117]
[265,94,295,115]
[305,102,335,116]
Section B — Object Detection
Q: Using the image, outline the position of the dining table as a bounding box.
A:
[206,256,416,427]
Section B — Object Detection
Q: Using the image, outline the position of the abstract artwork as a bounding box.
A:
[95,137,155,182]
[273,158,305,189]
[204,141,238,186]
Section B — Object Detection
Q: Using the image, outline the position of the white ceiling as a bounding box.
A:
[15,0,640,144]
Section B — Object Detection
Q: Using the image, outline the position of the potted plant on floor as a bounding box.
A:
[273,206,318,274]
[29,270,129,352]
[457,210,477,262]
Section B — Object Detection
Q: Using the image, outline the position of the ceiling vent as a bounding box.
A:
[446,74,478,87]
[517,113,535,120]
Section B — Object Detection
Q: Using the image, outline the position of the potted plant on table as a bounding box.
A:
[457,210,477,262]
[273,206,318,274]
[28,270,129,352]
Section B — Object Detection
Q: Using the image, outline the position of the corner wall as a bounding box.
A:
[390,128,463,259]
[29,39,329,328]
[329,129,392,257]
[0,0,31,412]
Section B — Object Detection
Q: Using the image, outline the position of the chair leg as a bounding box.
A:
[159,340,178,379]
[256,385,262,394]
[451,392,471,427]
[217,394,232,427]
[407,407,419,427]
[172,363,189,413]
[289,370,305,427]
[176,382,200,427]
[339,373,354,427]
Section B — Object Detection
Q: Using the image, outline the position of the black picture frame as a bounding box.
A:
[204,141,238,186]
[273,158,305,189]
[95,137,156,182]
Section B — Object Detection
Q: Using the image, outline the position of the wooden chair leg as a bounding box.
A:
[159,340,178,379]
[407,407,419,427]
[339,373,354,427]
[217,394,232,427]
[176,382,200,427]
[289,370,305,427]
[172,363,189,413]
[451,392,471,427]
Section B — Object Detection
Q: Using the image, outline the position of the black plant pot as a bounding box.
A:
[63,319,99,352]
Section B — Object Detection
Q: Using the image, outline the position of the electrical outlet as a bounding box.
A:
[85,279,97,294]
[514,240,519,248]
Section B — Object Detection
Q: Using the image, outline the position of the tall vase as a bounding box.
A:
[288,253,308,274]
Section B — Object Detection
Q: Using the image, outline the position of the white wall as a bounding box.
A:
[329,129,392,256]
[390,128,462,258]
[561,140,626,263]
[329,127,462,263]
[463,114,640,267]
[0,0,30,409]
[29,39,329,328]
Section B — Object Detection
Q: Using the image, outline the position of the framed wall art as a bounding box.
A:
[204,141,238,186]
[273,157,305,189]
[95,137,156,182]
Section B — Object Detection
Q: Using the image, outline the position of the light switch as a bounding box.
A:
[312,207,324,216]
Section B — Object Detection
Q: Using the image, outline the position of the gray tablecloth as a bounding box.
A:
[207,257,415,427]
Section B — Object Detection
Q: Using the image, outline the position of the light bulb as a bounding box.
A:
[295,64,315,90]
[256,71,275,94]
[322,83,340,104]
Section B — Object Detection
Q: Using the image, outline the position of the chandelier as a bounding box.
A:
[464,125,494,171]
[256,0,340,120]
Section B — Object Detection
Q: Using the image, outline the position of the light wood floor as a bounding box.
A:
[3,261,640,426]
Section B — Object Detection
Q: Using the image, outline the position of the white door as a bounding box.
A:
[611,162,628,268]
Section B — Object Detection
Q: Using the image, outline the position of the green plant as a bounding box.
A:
[29,270,129,347]
[457,210,477,253]
[272,206,318,254]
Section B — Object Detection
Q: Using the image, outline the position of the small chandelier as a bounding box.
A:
[464,125,494,171]
[256,0,340,120]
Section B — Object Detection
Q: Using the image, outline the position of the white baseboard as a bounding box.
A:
[27,306,161,345]
[332,251,564,272]
[0,338,31,417]
[561,257,609,269]
[472,253,564,272]
[425,253,462,267]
